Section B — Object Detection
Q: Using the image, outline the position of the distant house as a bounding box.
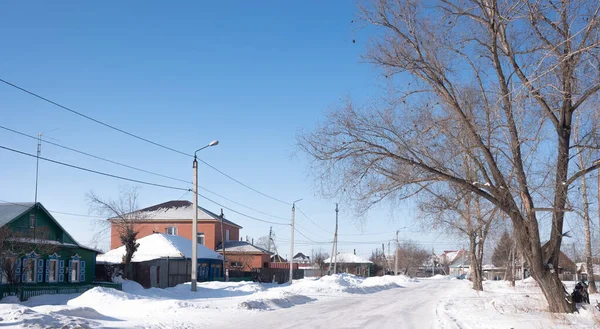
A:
[270,254,287,263]
[0,202,99,286]
[109,200,242,251]
[215,240,272,270]
[439,250,469,277]
[293,252,310,264]
[324,252,373,277]
[97,233,223,288]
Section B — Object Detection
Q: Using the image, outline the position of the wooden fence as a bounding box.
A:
[0,282,122,301]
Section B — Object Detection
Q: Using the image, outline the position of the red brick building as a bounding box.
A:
[109,200,271,269]
[109,200,241,250]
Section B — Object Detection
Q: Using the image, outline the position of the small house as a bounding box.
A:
[215,240,272,270]
[97,233,223,288]
[324,252,373,277]
[0,202,109,300]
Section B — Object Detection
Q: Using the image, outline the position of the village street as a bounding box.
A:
[212,279,459,329]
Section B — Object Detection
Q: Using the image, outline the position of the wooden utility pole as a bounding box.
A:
[394,230,399,276]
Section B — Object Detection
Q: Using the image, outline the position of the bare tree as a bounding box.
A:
[419,181,499,290]
[255,232,277,254]
[87,187,145,279]
[0,226,58,286]
[312,250,329,276]
[396,241,429,276]
[299,0,600,312]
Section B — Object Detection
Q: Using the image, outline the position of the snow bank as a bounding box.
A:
[423,274,451,280]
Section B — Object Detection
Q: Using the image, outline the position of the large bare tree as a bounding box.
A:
[87,187,145,279]
[299,0,600,312]
[396,241,430,276]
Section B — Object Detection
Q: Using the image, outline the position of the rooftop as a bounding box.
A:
[121,200,242,228]
[97,233,223,264]
[215,240,272,254]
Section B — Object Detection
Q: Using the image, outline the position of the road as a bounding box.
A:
[212,279,463,329]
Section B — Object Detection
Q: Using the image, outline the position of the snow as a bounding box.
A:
[97,233,223,264]
[215,240,270,253]
[323,252,373,264]
[0,275,599,328]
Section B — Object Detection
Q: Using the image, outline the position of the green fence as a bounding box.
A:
[0,282,122,301]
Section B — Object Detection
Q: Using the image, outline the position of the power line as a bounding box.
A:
[0,78,293,207]
[295,207,334,234]
[196,193,289,226]
[0,144,289,226]
[0,145,190,192]
[197,158,291,205]
[0,78,191,157]
[0,125,292,222]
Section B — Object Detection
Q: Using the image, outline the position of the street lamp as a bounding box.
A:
[191,140,219,292]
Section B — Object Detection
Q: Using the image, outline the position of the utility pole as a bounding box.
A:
[333,203,339,274]
[34,133,42,205]
[191,140,219,291]
[290,199,302,284]
[432,248,435,277]
[395,230,399,276]
[220,209,227,282]
[267,226,273,253]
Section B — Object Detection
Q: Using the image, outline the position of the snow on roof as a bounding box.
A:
[0,202,34,227]
[323,253,373,264]
[216,241,271,254]
[126,200,242,228]
[215,240,272,254]
[97,233,223,264]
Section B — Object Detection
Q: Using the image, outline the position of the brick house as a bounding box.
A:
[109,200,241,251]
[215,241,272,270]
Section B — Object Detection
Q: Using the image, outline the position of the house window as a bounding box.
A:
[26,259,36,282]
[226,230,230,241]
[71,260,80,282]
[197,233,205,245]
[49,259,58,282]
[230,261,242,268]
[166,226,177,236]
[29,213,35,229]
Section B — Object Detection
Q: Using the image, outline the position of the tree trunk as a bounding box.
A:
[469,235,483,291]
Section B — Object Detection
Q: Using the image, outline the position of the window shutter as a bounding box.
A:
[45,259,50,282]
[21,259,28,282]
[37,259,44,283]
[79,260,86,282]
[67,260,72,282]
[15,258,21,278]
[58,260,65,282]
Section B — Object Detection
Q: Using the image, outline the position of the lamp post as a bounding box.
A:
[191,140,219,292]
[289,199,302,284]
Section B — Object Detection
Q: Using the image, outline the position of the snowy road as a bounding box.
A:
[212,279,460,329]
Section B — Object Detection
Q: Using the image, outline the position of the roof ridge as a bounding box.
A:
[156,233,186,258]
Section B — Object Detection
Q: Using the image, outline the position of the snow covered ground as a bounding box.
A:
[0,275,598,328]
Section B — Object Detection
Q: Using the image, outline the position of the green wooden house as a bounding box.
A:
[0,202,99,287]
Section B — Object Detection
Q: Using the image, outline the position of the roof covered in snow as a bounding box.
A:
[215,240,272,254]
[97,233,223,264]
[0,202,35,227]
[323,253,373,264]
[117,200,242,228]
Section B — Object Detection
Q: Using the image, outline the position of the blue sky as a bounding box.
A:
[0,1,466,258]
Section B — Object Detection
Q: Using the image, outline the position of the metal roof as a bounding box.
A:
[125,200,243,228]
[0,202,35,227]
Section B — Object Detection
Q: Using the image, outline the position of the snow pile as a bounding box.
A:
[423,274,451,280]
[238,274,416,310]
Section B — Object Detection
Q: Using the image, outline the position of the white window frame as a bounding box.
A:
[26,259,37,283]
[29,213,35,229]
[225,229,230,241]
[48,259,58,283]
[197,233,205,245]
[166,226,177,236]
[71,260,80,283]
